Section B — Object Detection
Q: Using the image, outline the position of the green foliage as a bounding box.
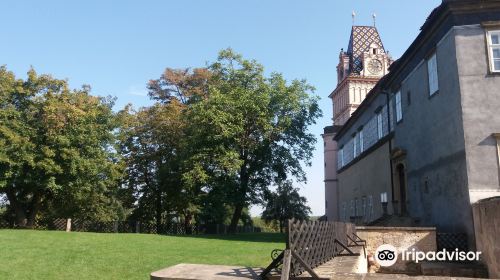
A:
[0,67,124,226]
[252,217,280,233]
[118,68,210,229]
[261,180,311,233]
[0,48,320,228]
[183,49,321,231]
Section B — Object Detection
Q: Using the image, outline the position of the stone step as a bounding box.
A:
[368,215,417,227]
[420,261,489,278]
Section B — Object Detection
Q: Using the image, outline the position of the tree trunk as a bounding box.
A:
[229,160,249,234]
[26,192,42,229]
[143,169,161,233]
[228,203,244,234]
[155,185,162,234]
[5,187,27,227]
[184,212,192,234]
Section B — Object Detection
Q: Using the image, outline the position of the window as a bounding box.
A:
[339,147,344,168]
[342,203,347,221]
[427,52,439,95]
[355,198,360,216]
[493,133,500,170]
[367,196,373,221]
[395,91,402,122]
[377,112,383,139]
[487,31,500,72]
[359,129,364,153]
[407,91,411,106]
[350,200,355,217]
[353,133,358,158]
[361,197,367,221]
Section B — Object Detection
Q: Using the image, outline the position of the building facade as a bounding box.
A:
[333,0,500,246]
[323,26,392,221]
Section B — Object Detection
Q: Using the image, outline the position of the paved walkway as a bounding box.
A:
[150,263,265,280]
[150,263,493,280]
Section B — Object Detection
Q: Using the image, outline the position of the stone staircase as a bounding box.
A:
[367,215,417,227]
[420,261,489,278]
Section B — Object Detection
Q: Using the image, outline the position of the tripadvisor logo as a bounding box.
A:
[375,244,398,267]
[375,244,482,267]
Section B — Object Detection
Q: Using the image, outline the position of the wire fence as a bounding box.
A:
[0,218,262,235]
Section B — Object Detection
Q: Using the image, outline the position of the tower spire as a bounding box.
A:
[352,11,356,26]
[373,13,377,27]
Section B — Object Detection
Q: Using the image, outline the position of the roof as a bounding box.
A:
[347,26,386,74]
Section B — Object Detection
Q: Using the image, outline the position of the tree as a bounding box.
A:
[261,181,311,233]
[118,67,209,232]
[184,49,321,233]
[0,67,123,227]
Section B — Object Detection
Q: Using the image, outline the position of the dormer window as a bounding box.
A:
[370,43,379,55]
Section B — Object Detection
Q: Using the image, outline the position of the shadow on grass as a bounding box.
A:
[168,232,286,243]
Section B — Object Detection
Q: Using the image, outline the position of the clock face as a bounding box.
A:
[367,59,383,74]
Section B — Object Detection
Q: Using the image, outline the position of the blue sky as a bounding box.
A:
[1,0,441,216]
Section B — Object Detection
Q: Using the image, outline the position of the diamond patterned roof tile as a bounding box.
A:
[346,26,386,75]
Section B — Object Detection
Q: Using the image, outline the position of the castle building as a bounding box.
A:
[323,25,392,221]
[329,0,500,248]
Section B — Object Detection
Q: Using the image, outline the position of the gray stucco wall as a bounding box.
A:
[336,91,392,167]
[392,27,473,236]
[335,85,395,224]
[337,141,392,224]
[455,25,500,202]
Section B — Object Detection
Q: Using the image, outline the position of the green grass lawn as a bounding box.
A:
[0,229,285,280]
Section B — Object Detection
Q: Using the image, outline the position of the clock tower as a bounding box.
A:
[323,25,392,221]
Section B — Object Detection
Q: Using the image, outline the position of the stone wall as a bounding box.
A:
[356,226,436,274]
[472,197,500,279]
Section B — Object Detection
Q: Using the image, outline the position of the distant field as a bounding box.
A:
[0,230,285,280]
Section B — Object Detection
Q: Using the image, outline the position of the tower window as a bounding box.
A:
[373,48,377,55]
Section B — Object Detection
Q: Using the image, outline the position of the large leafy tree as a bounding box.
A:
[184,49,321,232]
[0,67,123,227]
[261,181,311,233]
[118,68,209,231]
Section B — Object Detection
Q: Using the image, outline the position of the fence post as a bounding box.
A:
[135,221,140,233]
[66,218,72,232]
